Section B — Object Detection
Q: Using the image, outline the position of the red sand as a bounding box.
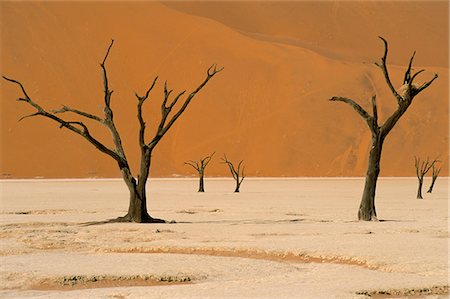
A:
[1,2,448,178]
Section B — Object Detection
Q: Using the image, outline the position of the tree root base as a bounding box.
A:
[114,214,166,223]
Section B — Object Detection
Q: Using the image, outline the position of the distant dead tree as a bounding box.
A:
[221,155,245,192]
[184,152,215,192]
[427,163,441,194]
[414,157,438,199]
[3,40,223,223]
[330,36,438,221]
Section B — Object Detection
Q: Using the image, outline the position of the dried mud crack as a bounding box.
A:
[29,274,195,291]
[102,246,381,270]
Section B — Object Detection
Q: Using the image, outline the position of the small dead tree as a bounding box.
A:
[184,152,215,192]
[414,157,438,199]
[330,36,438,221]
[3,40,223,223]
[427,163,441,193]
[221,155,245,193]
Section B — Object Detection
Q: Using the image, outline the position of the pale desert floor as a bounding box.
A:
[0,178,448,299]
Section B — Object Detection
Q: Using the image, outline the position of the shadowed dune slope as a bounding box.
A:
[1,1,448,178]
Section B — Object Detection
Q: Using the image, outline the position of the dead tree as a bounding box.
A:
[414,157,438,199]
[184,152,215,192]
[427,164,441,193]
[3,40,223,223]
[330,36,438,221]
[221,155,245,193]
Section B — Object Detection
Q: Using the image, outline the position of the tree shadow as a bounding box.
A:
[80,216,166,227]
[174,218,304,225]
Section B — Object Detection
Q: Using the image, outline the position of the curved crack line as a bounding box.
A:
[103,246,381,271]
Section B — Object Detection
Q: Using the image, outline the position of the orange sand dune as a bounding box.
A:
[0,1,448,178]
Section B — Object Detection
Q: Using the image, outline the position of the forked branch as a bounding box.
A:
[374,36,403,103]
[329,96,378,133]
[136,76,158,149]
[52,105,103,122]
[414,156,439,179]
[185,152,215,172]
[147,64,224,149]
[2,76,121,164]
[427,163,441,193]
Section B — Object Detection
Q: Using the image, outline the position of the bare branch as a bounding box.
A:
[163,64,223,133]
[52,105,103,122]
[375,36,403,103]
[202,152,215,168]
[148,64,223,149]
[330,96,379,133]
[329,97,371,120]
[100,40,114,107]
[136,76,159,102]
[371,95,378,129]
[162,81,173,109]
[18,112,43,122]
[427,163,442,193]
[221,154,245,187]
[97,40,128,163]
[414,73,438,95]
[3,76,121,164]
[168,90,187,109]
[403,51,416,84]
[136,77,158,148]
[208,64,224,76]
[3,76,41,111]
[414,156,420,178]
[102,39,114,66]
[410,69,425,83]
[415,156,439,179]
[184,160,200,172]
[221,154,237,178]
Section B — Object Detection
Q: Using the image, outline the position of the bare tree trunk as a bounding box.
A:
[234,172,243,193]
[198,170,205,192]
[118,152,163,223]
[359,135,383,221]
[417,179,424,199]
[427,179,436,194]
[234,182,242,193]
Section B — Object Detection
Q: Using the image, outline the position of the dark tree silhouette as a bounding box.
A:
[427,163,441,194]
[185,152,215,192]
[330,37,438,221]
[221,155,245,193]
[414,157,438,199]
[3,40,223,223]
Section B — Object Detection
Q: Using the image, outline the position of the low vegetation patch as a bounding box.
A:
[30,274,195,290]
[356,285,448,298]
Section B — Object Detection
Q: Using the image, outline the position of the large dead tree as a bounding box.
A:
[330,37,438,221]
[414,157,438,199]
[221,155,245,193]
[427,163,441,194]
[3,40,223,223]
[184,152,215,192]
